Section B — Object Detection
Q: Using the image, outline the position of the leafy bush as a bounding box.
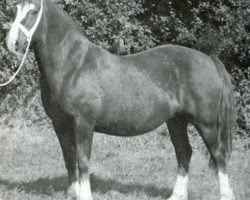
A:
[232,67,250,135]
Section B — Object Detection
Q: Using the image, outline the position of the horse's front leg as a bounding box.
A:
[52,121,79,199]
[75,117,94,200]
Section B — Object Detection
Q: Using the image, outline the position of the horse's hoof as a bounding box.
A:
[77,194,93,200]
[77,197,93,200]
[220,194,235,200]
[66,191,77,200]
[167,196,188,200]
[67,182,80,200]
[167,194,188,200]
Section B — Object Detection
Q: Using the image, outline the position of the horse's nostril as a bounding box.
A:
[15,41,19,51]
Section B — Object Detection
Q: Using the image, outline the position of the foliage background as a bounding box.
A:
[0,0,249,135]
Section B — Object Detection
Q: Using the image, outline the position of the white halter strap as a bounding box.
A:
[0,0,43,87]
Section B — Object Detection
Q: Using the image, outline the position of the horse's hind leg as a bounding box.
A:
[195,123,235,200]
[53,121,79,199]
[166,114,191,200]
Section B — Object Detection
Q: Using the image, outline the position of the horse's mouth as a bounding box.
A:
[6,36,26,56]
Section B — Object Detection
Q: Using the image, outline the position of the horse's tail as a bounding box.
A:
[211,55,235,161]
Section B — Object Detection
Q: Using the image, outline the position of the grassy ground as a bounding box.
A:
[0,118,249,200]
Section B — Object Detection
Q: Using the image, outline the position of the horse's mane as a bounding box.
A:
[45,0,87,36]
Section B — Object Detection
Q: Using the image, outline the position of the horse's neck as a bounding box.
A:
[43,0,83,44]
[33,0,90,86]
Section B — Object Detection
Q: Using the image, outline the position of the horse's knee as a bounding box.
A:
[209,143,227,171]
[77,159,89,174]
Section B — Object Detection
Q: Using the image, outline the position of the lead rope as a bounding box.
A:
[0,0,43,87]
[0,39,31,87]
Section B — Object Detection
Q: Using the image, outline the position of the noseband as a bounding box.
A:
[0,0,43,86]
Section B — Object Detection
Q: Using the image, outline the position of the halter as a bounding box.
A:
[0,0,44,87]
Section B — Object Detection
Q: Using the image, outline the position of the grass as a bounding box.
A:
[0,116,249,200]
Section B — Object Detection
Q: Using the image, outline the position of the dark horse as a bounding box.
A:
[6,0,235,199]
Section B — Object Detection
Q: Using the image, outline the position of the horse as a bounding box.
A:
[6,0,236,199]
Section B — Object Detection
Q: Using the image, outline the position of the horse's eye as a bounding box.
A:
[31,10,38,15]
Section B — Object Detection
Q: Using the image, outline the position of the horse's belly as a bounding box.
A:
[94,61,181,135]
[95,87,179,136]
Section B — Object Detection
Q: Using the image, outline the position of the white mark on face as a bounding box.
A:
[167,175,188,200]
[6,3,35,53]
[218,171,235,200]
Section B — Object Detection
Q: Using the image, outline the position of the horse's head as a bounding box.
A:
[6,0,44,55]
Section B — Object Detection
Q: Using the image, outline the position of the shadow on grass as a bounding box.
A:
[0,176,67,195]
[0,175,171,198]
